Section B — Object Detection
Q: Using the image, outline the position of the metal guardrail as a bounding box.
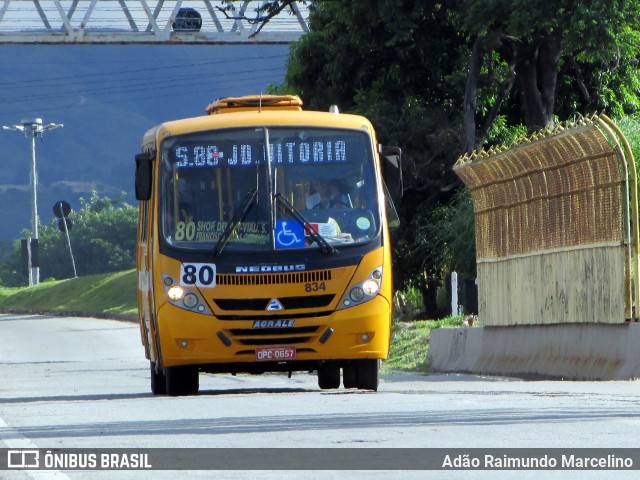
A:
[0,0,309,44]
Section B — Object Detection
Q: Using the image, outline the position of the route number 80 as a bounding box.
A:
[180,263,217,288]
[175,221,196,241]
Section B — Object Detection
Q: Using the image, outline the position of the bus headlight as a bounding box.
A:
[349,287,365,302]
[162,274,212,316]
[362,279,379,295]
[167,285,184,301]
[183,293,198,308]
[340,267,382,310]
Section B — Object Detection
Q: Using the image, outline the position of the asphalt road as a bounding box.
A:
[1,313,639,480]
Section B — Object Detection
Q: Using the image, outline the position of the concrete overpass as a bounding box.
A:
[0,1,309,44]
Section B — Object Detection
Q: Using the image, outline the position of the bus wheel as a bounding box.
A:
[342,364,358,389]
[150,361,167,395]
[356,359,379,391]
[317,364,340,389]
[165,366,199,396]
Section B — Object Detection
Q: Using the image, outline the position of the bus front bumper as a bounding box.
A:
[156,295,391,370]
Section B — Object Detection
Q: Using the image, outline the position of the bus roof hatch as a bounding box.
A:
[206,95,303,115]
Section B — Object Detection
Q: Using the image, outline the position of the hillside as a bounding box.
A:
[0,269,137,318]
[0,44,289,240]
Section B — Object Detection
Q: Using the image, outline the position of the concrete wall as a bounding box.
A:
[477,246,627,326]
[428,323,640,380]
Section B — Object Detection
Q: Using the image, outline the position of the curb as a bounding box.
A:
[0,307,137,323]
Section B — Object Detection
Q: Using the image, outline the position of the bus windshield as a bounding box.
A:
[160,127,380,252]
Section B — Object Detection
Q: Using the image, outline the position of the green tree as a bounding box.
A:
[461,0,640,151]
[285,1,466,180]
[281,1,472,312]
[276,1,477,313]
[0,192,137,286]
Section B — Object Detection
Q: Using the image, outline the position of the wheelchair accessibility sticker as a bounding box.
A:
[275,220,305,249]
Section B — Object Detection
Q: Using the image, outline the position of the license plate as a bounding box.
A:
[255,346,296,362]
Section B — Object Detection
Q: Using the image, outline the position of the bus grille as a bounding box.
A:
[216,270,331,286]
[215,311,332,321]
[214,294,334,311]
[228,326,320,345]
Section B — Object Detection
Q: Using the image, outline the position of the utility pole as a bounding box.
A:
[3,118,63,285]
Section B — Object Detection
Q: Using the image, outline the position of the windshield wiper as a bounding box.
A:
[274,193,338,255]
[213,189,258,257]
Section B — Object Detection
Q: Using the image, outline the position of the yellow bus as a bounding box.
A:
[135,95,402,395]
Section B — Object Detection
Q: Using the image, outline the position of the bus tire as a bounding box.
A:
[318,364,340,389]
[356,359,379,391]
[165,365,199,396]
[342,364,358,389]
[150,361,167,395]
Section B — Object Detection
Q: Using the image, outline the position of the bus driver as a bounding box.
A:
[306,179,349,209]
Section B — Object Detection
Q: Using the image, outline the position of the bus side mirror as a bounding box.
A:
[380,146,403,203]
[135,151,154,201]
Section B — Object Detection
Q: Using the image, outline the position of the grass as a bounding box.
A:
[0,270,464,372]
[384,316,465,373]
[0,269,137,317]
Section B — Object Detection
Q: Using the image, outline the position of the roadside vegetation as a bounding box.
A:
[0,192,137,287]
[384,316,464,373]
[0,270,136,317]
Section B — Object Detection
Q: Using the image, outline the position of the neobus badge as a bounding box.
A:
[235,264,305,273]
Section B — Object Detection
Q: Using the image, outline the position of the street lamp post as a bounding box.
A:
[3,118,63,285]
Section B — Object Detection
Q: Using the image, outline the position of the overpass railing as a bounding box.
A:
[0,0,309,44]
